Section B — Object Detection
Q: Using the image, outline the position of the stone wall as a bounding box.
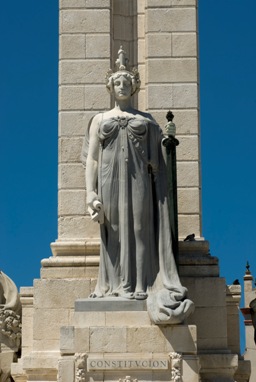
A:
[58,0,201,245]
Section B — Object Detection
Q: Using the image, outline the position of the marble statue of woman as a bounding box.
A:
[82,47,194,324]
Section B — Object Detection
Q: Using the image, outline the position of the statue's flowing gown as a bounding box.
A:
[82,115,194,324]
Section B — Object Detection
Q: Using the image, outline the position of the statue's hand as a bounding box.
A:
[87,191,100,209]
[87,191,104,224]
[162,135,179,149]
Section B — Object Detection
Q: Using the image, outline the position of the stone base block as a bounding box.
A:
[199,354,239,381]
[58,300,199,382]
[57,353,200,382]
[20,351,59,382]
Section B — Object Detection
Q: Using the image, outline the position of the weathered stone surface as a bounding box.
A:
[59,137,83,163]
[74,327,90,353]
[127,327,166,353]
[147,33,172,57]
[60,10,110,34]
[74,312,106,327]
[85,0,110,8]
[60,60,109,84]
[188,306,227,343]
[58,356,75,382]
[200,354,238,381]
[33,308,70,340]
[60,0,86,8]
[146,8,196,32]
[21,305,33,354]
[58,189,87,215]
[162,325,197,354]
[147,84,198,109]
[33,279,90,310]
[137,14,145,38]
[59,111,94,136]
[147,58,197,83]
[172,32,197,57]
[59,86,84,110]
[86,34,110,58]
[113,16,135,41]
[105,311,151,326]
[58,215,100,239]
[147,0,196,6]
[176,135,199,161]
[40,266,98,280]
[178,214,201,239]
[59,163,85,189]
[60,34,86,59]
[178,187,200,214]
[181,278,226,308]
[90,327,127,352]
[84,85,111,109]
[177,161,200,187]
[60,326,75,354]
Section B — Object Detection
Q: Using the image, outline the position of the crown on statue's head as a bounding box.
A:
[115,46,129,70]
[105,46,141,95]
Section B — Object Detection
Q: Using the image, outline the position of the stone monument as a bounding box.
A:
[10,1,252,382]
[0,270,22,382]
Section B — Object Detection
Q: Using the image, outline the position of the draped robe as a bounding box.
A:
[82,115,194,324]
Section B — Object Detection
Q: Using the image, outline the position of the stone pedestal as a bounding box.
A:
[58,299,200,382]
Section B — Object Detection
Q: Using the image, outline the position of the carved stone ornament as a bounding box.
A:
[0,270,22,350]
[75,353,87,382]
[119,376,138,382]
[169,352,182,382]
[0,309,21,349]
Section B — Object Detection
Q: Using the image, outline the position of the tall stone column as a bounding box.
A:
[144,0,201,239]
[46,0,112,266]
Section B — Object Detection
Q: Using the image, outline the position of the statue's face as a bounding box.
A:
[113,74,132,100]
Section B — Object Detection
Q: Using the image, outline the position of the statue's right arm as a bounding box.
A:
[86,114,101,208]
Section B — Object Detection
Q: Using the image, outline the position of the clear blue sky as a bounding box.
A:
[1,2,255,301]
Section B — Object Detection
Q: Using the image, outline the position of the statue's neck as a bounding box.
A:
[114,99,133,112]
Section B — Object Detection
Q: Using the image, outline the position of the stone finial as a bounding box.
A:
[165,111,176,137]
[246,261,251,275]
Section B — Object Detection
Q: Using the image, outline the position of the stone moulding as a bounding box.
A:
[41,240,101,267]
[50,240,100,256]
[43,240,216,270]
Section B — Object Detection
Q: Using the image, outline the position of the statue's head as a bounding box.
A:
[105,46,141,96]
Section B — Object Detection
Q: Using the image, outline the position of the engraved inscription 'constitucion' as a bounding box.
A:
[87,358,168,371]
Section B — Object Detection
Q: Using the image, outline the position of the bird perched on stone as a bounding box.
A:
[184,233,195,242]
[232,279,240,285]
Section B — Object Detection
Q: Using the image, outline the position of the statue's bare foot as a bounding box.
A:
[122,292,134,300]
[134,291,148,300]
[89,292,103,298]
[109,292,119,297]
